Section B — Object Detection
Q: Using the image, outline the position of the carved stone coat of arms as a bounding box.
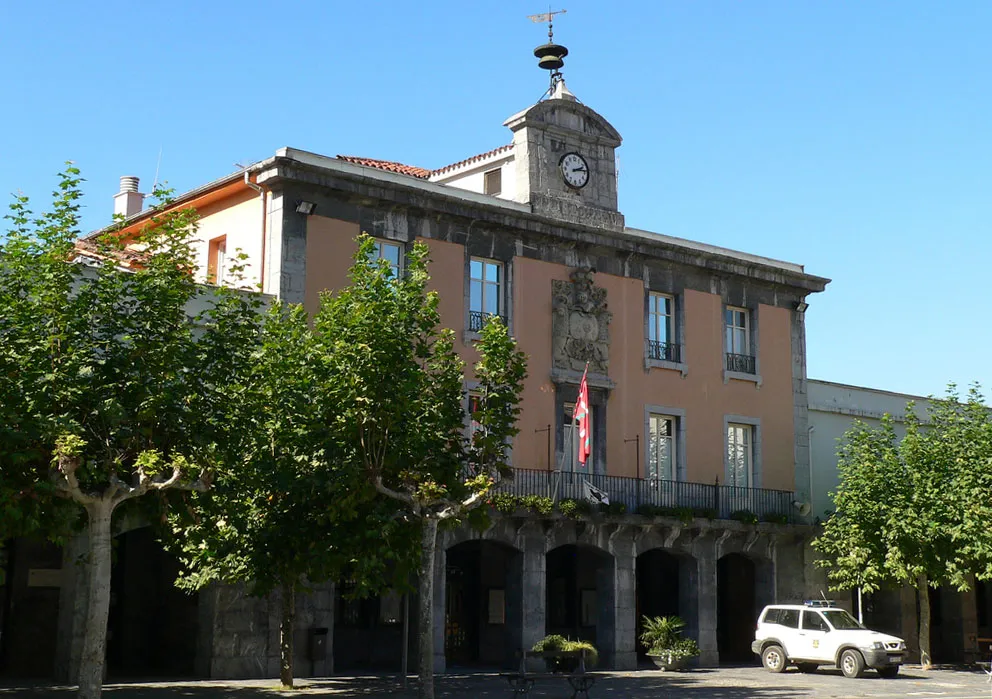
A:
[552,267,612,374]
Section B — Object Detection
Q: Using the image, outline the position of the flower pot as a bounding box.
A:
[648,653,689,671]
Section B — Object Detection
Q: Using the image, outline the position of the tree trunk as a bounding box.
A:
[418,517,439,699]
[918,574,932,669]
[77,500,114,699]
[280,583,296,689]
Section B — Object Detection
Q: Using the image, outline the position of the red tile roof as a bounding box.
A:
[432,144,514,176]
[336,155,432,179]
[336,144,514,181]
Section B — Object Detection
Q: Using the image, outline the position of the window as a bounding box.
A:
[802,611,829,632]
[207,236,227,284]
[469,257,503,331]
[726,423,753,487]
[648,414,676,481]
[484,168,502,195]
[764,608,800,629]
[468,392,483,438]
[724,307,750,355]
[647,293,680,363]
[562,401,592,473]
[368,239,403,278]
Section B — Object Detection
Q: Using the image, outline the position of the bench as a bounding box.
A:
[499,649,595,699]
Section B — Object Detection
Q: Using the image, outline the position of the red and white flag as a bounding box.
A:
[575,366,591,465]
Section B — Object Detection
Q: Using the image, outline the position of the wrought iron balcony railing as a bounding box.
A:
[647,340,682,363]
[497,468,795,522]
[725,352,756,374]
[468,310,507,333]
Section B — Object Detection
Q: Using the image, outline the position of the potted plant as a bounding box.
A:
[640,615,700,671]
[531,635,599,672]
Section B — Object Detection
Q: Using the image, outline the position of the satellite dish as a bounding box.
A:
[793,501,812,517]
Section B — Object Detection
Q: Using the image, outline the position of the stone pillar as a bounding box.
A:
[595,559,616,669]
[694,539,719,666]
[961,580,979,663]
[433,544,447,673]
[55,532,89,683]
[520,537,546,670]
[611,551,637,670]
[679,557,700,647]
[900,585,920,663]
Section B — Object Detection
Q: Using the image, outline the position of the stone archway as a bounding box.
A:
[716,553,759,663]
[545,544,615,665]
[444,540,522,668]
[107,527,199,678]
[635,549,698,662]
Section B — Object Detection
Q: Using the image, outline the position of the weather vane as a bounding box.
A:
[528,9,569,95]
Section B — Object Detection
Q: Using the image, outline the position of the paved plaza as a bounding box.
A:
[4,667,992,699]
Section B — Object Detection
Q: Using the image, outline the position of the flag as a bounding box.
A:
[575,366,591,465]
[583,479,609,506]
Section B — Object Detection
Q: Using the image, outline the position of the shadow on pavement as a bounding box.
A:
[0,672,815,698]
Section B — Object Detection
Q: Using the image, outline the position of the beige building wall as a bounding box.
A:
[209,210,798,493]
[195,189,264,289]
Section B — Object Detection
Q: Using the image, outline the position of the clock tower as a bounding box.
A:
[504,76,624,232]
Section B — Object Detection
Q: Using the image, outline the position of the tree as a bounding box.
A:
[0,166,259,699]
[813,386,992,668]
[316,236,527,699]
[170,302,418,688]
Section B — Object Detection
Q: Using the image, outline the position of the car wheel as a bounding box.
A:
[762,645,787,673]
[877,666,899,678]
[840,649,865,678]
[797,662,818,674]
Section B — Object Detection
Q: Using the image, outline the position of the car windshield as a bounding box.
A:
[822,610,864,630]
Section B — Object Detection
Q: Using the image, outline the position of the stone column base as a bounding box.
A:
[699,649,720,667]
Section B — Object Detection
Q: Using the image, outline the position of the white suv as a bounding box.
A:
[752,602,906,678]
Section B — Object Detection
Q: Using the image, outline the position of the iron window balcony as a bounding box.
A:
[469,310,507,333]
[725,352,756,374]
[647,340,682,363]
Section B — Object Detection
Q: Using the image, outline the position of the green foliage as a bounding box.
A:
[761,513,790,525]
[557,498,581,518]
[520,495,554,516]
[490,492,520,514]
[813,386,992,664]
[316,235,527,519]
[639,615,699,659]
[0,165,259,538]
[599,501,627,516]
[531,634,599,669]
[729,509,759,525]
[169,301,418,600]
[532,634,568,653]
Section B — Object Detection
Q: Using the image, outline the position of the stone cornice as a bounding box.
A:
[258,149,830,295]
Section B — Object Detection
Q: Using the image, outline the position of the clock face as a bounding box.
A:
[560,152,590,189]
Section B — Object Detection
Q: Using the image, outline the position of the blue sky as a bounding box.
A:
[2,1,989,398]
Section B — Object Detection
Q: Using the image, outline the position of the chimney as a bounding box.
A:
[113,176,144,219]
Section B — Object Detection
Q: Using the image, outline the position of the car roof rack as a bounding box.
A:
[803,599,835,608]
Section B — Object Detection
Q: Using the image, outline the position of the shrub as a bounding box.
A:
[531,635,599,670]
[729,509,759,525]
[558,498,581,518]
[599,501,627,516]
[491,492,519,514]
[761,512,790,525]
[691,507,718,520]
[635,504,662,517]
[520,495,554,516]
[532,634,568,653]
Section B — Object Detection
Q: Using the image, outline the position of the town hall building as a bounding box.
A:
[2,43,834,681]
